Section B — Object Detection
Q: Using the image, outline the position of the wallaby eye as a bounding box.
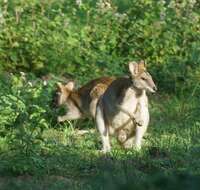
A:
[141,77,146,81]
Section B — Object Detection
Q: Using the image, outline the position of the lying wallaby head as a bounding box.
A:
[56,81,75,106]
[129,60,157,93]
[56,81,83,120]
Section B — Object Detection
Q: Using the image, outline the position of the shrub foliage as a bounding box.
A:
[0,0,200,93]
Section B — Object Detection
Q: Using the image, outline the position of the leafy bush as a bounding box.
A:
[0,73,54,129]
[0,73,56,172]
[0,0,200,94]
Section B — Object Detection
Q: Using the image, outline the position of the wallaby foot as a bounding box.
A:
[100,143,111,153]
[57,116,66,123]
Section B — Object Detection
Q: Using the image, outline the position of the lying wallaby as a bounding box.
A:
[95,61,157,152]
[56,77,115,122]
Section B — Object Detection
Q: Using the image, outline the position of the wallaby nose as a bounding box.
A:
[153,86,157,92]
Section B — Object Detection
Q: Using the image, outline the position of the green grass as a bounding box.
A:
[0,93,200,189]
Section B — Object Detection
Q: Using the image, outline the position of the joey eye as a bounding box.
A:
[141,77,146,81]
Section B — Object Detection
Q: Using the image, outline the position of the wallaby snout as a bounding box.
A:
[152,86,157,93]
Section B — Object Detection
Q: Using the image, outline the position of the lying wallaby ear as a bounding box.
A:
[57,82,63,89]
[65,81,75,91]
[129,61,139,76]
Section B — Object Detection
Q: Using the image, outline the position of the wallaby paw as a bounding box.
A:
[99,150,110,154]
[135,119,143,126]
[57,116,64,123]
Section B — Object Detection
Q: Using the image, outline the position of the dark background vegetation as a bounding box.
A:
[0,0,200,189]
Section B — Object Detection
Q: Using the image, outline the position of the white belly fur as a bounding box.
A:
[111,88,149,130]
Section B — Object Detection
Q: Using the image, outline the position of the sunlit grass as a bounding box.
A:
[0,80,200,189]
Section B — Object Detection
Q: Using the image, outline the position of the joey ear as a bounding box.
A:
[65,81,75,91]
[128,61,139,77]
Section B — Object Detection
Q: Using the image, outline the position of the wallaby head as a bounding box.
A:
[56,81,75,106]
[56,81,83,121]
[129,60,157,93]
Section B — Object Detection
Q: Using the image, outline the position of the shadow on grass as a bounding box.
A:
[0,143,200,190]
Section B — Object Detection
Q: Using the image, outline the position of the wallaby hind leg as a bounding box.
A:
[95,105,111,153]
[134,125,148,150]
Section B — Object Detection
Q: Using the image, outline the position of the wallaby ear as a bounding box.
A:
[65,81,75,91]
[138,60,146,72]
[57,82,63,89]
[128,61,139,76]
[139,60,145,67]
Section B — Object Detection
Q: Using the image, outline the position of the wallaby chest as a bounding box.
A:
[110,88,138,128]
[107,88,149,131]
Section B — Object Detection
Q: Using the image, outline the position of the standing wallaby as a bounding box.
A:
[95,61,157,153]
[56,77,115,122]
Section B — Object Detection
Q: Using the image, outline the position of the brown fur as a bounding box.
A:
[57,76,115,121]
